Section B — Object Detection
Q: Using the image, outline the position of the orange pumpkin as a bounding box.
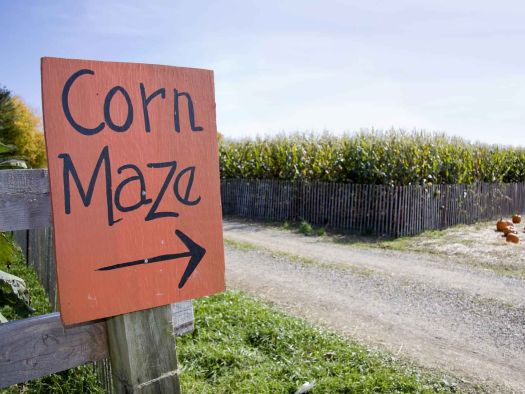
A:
[513,214,522,224]
[503,226,516,235]
[506,233,519,243]
[496,219,508,232]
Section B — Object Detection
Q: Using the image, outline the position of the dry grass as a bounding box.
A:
[370,221,525,279]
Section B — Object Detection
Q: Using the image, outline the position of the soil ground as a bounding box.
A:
[223,219,525,393]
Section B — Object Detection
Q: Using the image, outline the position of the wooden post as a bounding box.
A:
[106,304,180,394]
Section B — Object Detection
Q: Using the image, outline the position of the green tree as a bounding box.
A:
[0,86,46,168]
[0,87,16,139]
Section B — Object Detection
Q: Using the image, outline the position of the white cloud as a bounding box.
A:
[4,0,525,145]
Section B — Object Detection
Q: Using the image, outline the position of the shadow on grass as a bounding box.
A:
[223,214,400,246]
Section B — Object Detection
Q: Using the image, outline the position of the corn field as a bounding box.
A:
[219,131,525,185]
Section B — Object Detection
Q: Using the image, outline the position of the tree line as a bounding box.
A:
[0,86,46,168]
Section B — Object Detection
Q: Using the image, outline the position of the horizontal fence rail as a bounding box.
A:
[0,169,51,231]
[0,169,194,391]
[221,179,525,237]
[0,302,194,390]
[0,313,108,388]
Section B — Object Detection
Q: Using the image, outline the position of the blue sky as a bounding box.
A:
[2,1,525,145]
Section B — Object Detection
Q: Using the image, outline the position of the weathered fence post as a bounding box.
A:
[106,305,180,393]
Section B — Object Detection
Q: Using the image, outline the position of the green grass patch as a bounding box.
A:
[0,233,103,394]
[223,238,258,252]
[224,238,373,277]
[0,233,50,320]
[484,265,525,279]
[178,291,463,393]
[290,220,328,238]
[298,220,314,235]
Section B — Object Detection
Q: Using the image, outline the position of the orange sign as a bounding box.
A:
[41,57,225,324]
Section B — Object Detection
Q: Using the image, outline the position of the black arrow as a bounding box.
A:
[97,229,206,289]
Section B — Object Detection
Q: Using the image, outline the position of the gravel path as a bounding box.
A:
[224,220,525,393]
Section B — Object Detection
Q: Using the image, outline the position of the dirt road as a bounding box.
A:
[223,220,525,393]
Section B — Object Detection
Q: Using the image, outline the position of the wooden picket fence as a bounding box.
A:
[12,228,57,310]
[0,170,194,392]
[221,179,525,236]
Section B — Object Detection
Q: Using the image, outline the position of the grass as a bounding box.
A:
[0,233,50,320]
[278,219,388,246]
[224,237,321,267]
[227,215,525,281]
[298,220,314,235]
[275,219,525,280]
[355,224,525,279]
[178,290,464,393]
[482,264,525,279]
[224,238,374,277]
[0,233,104,394]
[363,229,461,252]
